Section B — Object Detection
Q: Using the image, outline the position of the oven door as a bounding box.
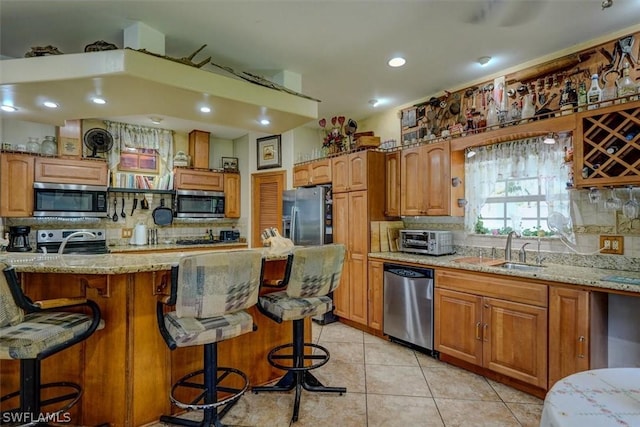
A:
[33,183,108,217]
[175,189,225,218]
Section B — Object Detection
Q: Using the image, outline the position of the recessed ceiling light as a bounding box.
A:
[259,119,270,126]
[200,106,211,113]
[388,57,406,68]
[368,99,380,107]
[92,97,106,105]
[477,56,492,66]
[1,105,18,112]
[43,101,59,109]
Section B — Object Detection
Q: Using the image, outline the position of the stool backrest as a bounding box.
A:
[0,263,25,327]
[285,244,345,299]
[176,250,263,319]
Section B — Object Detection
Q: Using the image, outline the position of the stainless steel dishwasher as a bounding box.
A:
[383,263,434,353]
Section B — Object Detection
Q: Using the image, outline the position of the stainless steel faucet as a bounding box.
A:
[518,243,530,263]
[58,231,96,254]
[504,231,520,261]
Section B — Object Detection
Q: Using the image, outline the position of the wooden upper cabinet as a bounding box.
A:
[331,155,350,192]
[174,168,224,191]
[332,150,384,193]
[224,173,240,218]
[188,130,210,170]
[400,146,423,215]
[34,157,108,186]
[385,151,401,217]
[292,159,331,187]
[0,153,34,217]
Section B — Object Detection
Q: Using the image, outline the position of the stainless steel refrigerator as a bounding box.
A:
[282,185,333,246]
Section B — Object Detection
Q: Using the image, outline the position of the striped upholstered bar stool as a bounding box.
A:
[156,249,264,427]
[253,244,346,423]
[0,262,103,420]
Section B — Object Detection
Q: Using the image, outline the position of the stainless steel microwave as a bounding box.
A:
[33,182,108,217]
[174,189,225,218]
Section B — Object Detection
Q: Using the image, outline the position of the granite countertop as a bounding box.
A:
[109,241,247,253]
[369,252,640,295]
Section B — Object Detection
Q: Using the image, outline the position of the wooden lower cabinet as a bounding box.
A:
[435,269,548,389]
[367,259,384,331]
[548,286,608,387]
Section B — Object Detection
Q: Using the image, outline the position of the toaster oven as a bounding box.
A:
[399,230,454,256]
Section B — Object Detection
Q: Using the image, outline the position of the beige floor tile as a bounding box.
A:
[423,366,500,401]
[220,392,293,427]
[366,364,431,397]
[316,340,365,364]
[506,402,543,427]
[365,340,419,366]
[311,323,322,343]
[435,398,521,427]
[313,360,366,393]
[294,391,367,427]
[416,351,446,368]
[487,378,543,404]
[364,332,388,344]
[366,394,444,427]
[318,321,364,343]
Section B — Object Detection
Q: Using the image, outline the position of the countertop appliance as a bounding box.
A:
[399,229,454,256]
[37,228,108,255]
[282,185,332,246]
[174,189,225,218]
[7,226,32,252]
[383,263,435,353]
[220,229,240,242]
[33,182,108,217]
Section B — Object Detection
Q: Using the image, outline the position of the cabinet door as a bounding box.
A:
[400,147,424,215]
[434,288,483,366]
[367,259,384,331]
[483,297,547,388]
[332,192,350,318]
[293,164,311,187]
[34,157,108,186]
[548,287,590,387]
[348,190,368,325]
[188,130,210,169]
[0,153,34,217]
[223,173,240,218]
[385,152,401,217]
[423,142,451,215]
[309,159,332,185]
[348,151,368,191]
[331,155,349,193]
[174,169,224,191]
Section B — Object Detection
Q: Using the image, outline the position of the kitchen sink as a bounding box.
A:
[498,262,546,272]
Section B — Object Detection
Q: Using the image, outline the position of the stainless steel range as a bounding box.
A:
[37,228,109,255]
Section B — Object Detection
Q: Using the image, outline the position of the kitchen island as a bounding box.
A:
[0,249,293,426]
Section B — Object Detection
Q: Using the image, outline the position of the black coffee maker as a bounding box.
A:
[7,226,32,252]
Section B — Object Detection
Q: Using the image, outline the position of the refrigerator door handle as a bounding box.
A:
[290,206,298,243]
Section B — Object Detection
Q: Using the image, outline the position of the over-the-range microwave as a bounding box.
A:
[174,189,225,218]
[33,182,108,217]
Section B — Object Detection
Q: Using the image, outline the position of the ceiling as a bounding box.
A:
[1,0,640,139]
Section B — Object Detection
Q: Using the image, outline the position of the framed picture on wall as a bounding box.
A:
[257,135,281,170]
[222,156,239,172]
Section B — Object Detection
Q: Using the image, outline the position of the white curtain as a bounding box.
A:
[104,120,174,176]
[464,135,571,234]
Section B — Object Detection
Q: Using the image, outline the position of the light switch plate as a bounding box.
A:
[600,235,624,255]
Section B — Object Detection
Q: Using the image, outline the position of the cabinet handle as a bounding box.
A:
[577,336,586,359]
[483,323,488,342]
[475,322,482,340]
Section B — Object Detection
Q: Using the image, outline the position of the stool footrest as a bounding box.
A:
[170,367,248,411]
[266,342,330,372]
[0,381,82,415]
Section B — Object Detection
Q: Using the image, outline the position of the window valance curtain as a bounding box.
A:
[464,136,571,234]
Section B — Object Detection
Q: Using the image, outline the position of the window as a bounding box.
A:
[465,136,572,237]
[119,147,159,173]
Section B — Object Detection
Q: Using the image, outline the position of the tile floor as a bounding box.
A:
[160,321,543,427]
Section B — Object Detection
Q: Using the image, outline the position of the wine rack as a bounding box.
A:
[574,101,640,188]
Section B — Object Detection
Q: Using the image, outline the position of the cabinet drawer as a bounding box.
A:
[35,157,108,185]
[436,269,548,307]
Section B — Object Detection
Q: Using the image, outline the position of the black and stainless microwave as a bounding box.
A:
[174,189,225,218]
[33,182,108,217]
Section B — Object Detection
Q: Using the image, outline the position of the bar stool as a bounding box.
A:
[156,250,264,427]
[0,262,103,419]
[253,244,346,423]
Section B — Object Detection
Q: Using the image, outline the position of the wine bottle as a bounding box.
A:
[587,74,602,110]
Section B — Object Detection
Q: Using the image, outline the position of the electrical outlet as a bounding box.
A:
[600,235,624,255]
[122,228,133,238]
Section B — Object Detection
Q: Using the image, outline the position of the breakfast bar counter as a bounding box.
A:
[0,250,293,426]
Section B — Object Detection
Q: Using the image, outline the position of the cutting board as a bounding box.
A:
[387,226,402,252]
[379,221,404,252]
[370,221,381,252]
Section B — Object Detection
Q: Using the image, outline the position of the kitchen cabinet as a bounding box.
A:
[292,159,331,187]
[548,287,608,387]
[174,168,224,191]
[435,269,548,388]
[400,141,464,216]
[574,100,640,188]
[367,259,384,331]
[223,173,241,218]
[385,151,401,217]
[0,153,34,217]
[332,150,384,193]
[188,130,210,170]
[34,157,108,186]
[332,150,386,326]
